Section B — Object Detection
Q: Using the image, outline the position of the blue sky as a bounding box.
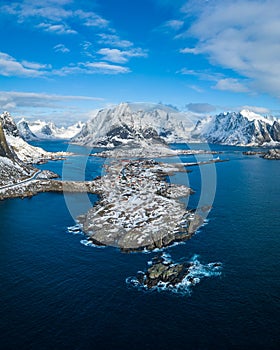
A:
[1,0,280,123]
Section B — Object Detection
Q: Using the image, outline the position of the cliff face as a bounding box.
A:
[0,122,15,159]
[0,111,19,137]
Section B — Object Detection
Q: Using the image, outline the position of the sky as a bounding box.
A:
[1,0,280,124]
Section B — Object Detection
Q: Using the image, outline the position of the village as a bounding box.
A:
[78,159,204,252]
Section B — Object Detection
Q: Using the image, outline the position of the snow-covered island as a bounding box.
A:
[77,159,206,252]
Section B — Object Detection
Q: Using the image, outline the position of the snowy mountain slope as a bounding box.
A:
[0,122,36,186]
[72,102,199,147]
[1,112,68,163]
[192,110,280,146]
[0,155,35,187]
[23,119,84,140]
[17,119,38,141]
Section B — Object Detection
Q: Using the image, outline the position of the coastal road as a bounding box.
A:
[0,170,42,191]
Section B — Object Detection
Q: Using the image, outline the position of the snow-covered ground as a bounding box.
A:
[0,156,35,187]
[5,134,69,163]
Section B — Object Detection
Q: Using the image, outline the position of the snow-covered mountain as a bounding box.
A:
[17,119,38,141]
[0,117,36,186]
[12,105,280,149]
[1,112,68,164]
[72,102,199,147]
[19,119,84,140]
[192,110,280,146]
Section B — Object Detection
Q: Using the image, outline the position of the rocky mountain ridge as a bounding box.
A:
[72,103,280,147]
[17,118,84,140]
[192,110,280,146]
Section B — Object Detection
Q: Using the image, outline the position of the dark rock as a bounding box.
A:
[242,151,265,156]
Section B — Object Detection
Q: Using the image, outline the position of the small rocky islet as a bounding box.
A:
[127,253,222,293]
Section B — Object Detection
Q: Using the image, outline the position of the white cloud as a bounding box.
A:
[214,78,249,93]
[0,90,104,123]
[0,91,103,108]
[162,19,184,31]
[83,62,130,74]
[189,85,204,93]
[180,0,280,97]
[1,2,73,22]
[0,51,130,78]
[53,44,70,53]
[75,10,109,28]
[178,68,222,82]
[97,48,147,64]
[37,22,77,34]
[0,52,49,77]
[21,61,51,70]
[55,61,130,75]
[0,1,109,34]
[180,47,200,54]
[97,34,133,48]
[240,105,271,114]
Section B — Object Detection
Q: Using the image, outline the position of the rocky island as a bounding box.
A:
[77,159,205,252]
[261,148,280,159]
[243,148,280,159]
[127,253,222,293]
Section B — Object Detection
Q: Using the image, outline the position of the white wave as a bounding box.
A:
[80,239,105,248]
[67,224,83,235]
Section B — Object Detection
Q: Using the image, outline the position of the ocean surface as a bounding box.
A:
[0,141,279,350]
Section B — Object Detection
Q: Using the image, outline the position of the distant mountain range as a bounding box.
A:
[192,109,280,146]
[3,103,280,150]
[72,103,280,147]
[17,119,84,141]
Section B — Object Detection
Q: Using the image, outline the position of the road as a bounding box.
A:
[0,170,42,191]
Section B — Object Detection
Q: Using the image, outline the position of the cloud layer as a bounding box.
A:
[179,0,280,97]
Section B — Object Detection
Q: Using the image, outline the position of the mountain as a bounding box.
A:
[0,121,16,159]
[0,121,35,187]
[1,112,68,164]
[0,111,20,138]
[192,110,280,146]
[72,102,199,147]
[17,119,38,141]
[20,119,84,140]
[14,105,280,148]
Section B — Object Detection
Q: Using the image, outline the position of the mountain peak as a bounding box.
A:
[0,111,20,137]
[72,102,198,147]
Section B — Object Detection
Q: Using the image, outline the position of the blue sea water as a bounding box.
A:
[0,141,279,349]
